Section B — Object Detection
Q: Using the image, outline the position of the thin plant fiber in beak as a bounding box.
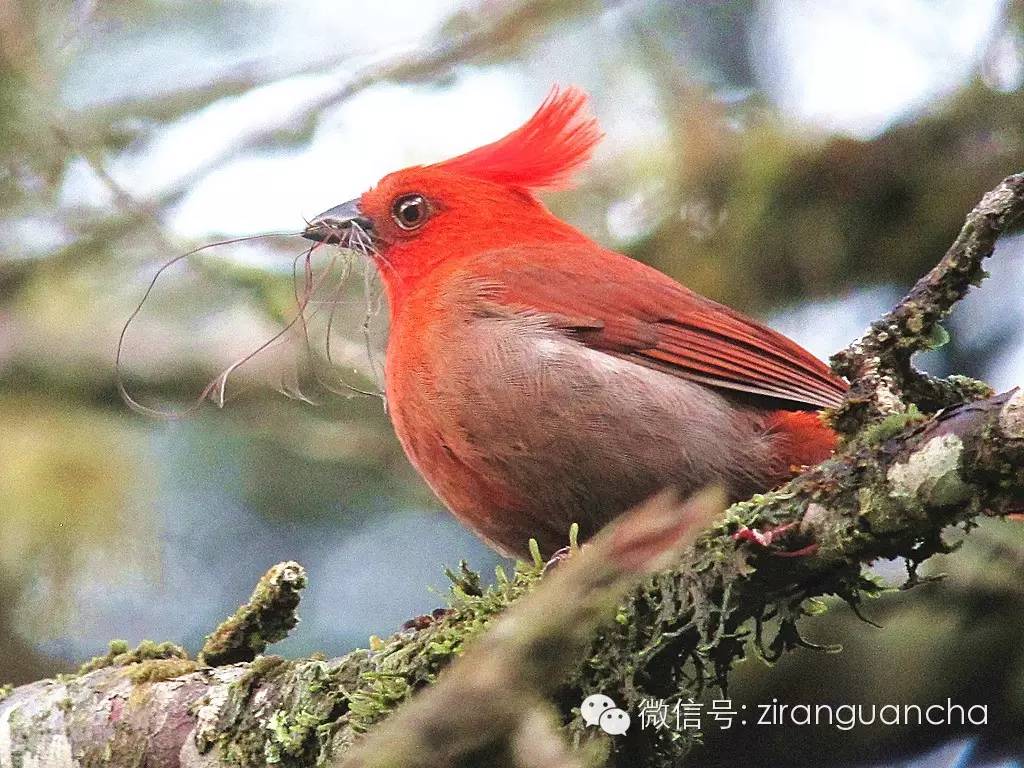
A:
[303,199,372,243]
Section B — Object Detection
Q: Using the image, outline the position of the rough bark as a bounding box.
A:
[2,175,1024,768]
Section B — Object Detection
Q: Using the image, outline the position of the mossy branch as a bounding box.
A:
[336,489,725,768]
[199,561,308,667]
[2,175,1024,768]
[830,172,1024,431]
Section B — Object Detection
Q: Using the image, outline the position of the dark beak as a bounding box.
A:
[302,198,373,243]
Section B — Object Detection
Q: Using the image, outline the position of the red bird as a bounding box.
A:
[304,87,847,559]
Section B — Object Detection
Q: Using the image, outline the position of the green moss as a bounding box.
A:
[238,654,288,688]
[858,485,908,534]
[924,322,950,350]
[193,658,292,761]
[78,639,190,676]
[200,562,307,667]
[299,492,882,766]
[127,658,202,683]
[263,661,351,767]
[0,683,12,703]
[855,404,926,447]
[443,560,483,597]
[197,653,365,768]
[265,708,324,764]
[345,558,543,734]
[555,476,896,767]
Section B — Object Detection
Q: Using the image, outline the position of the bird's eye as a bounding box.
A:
[391,194,429,231]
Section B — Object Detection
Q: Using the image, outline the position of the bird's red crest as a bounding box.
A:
[432,86,602,192]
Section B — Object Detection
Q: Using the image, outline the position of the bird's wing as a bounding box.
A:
[470,244,847,410]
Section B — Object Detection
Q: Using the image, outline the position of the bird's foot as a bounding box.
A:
[542,545,577,575]
[401,607,453,631]
[732,521,818,557]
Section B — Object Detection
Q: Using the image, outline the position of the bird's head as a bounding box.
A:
[303,87,603,304]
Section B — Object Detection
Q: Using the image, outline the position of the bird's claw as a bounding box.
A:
[401,607,453,631]
[732,522,818,557]
[542,545,576,575]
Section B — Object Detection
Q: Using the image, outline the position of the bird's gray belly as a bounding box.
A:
[394,314,774,556]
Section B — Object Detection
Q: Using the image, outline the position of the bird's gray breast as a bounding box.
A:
[413,308,773,550]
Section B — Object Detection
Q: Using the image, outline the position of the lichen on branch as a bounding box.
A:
[831,172,1024,431]
[199,560,308,667]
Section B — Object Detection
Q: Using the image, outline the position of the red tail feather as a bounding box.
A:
[766,410,838,480]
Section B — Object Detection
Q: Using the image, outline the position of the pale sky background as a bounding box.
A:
[58,0,1009,238]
